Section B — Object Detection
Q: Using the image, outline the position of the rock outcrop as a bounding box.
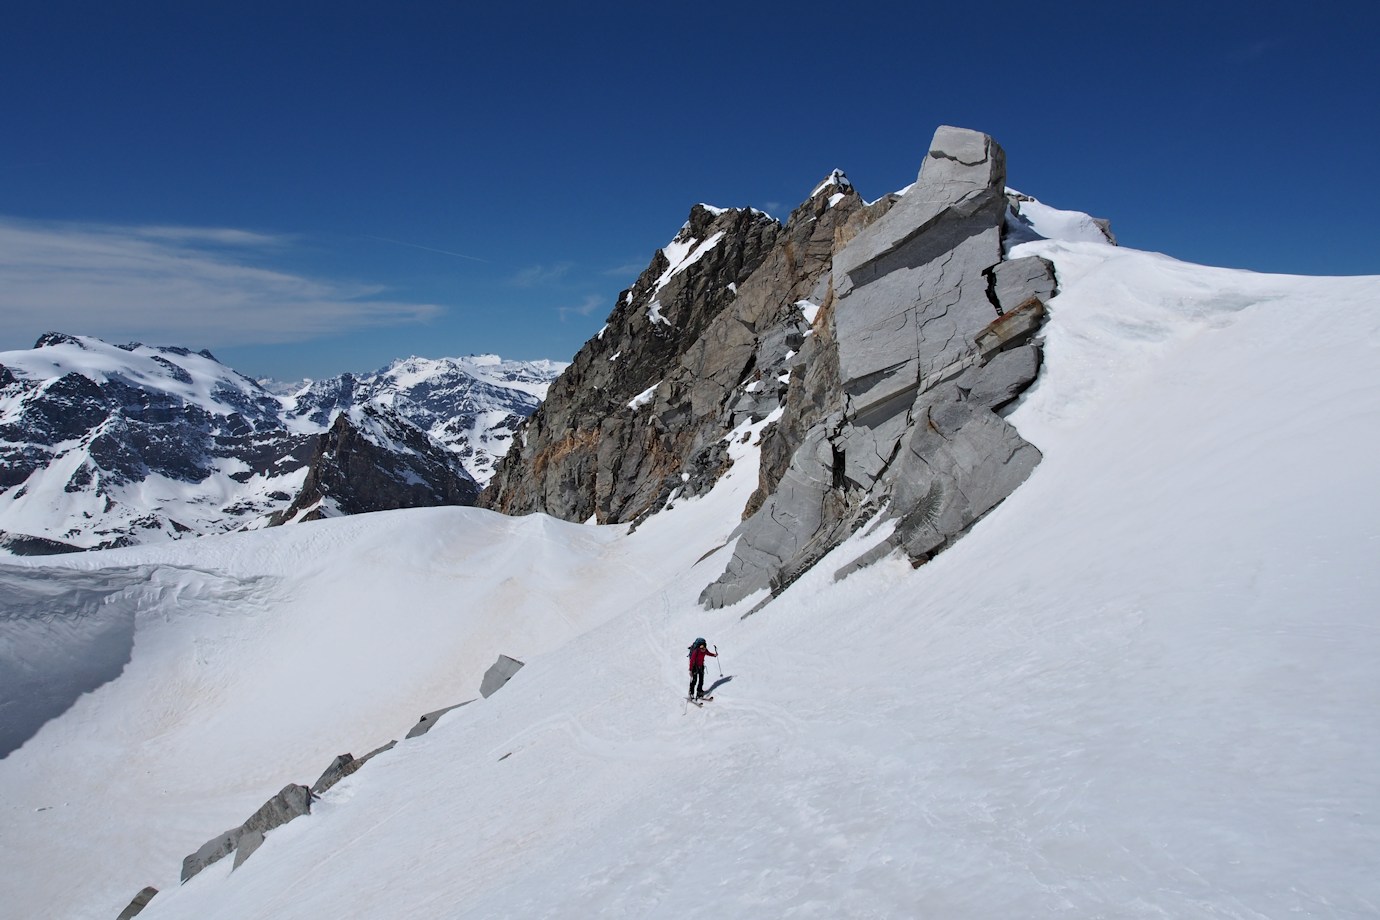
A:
[484,126,1058,611]
[180,783,313,882]
[479,654,525,698]
[702,126,1054,608]
[115,886,158,919]
[308,741,400,794]
[405,702,473,739]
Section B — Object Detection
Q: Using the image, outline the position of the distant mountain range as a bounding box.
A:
[0,333,565,554]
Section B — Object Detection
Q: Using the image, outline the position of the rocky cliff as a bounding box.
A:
[484,127,1073,610]
[268,403,480,524]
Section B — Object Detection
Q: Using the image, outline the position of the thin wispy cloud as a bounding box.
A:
[134,226,289,246]
[601,261,646,279]
[0,217,444,351]
[1229,38,1282,63]
[512,262,574,288]
[363,234,488,262]
[557,294,605,322]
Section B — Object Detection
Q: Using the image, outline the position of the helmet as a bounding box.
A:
[693,637,706,648]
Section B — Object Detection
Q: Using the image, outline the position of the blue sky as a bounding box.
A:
[1,1,1374,380]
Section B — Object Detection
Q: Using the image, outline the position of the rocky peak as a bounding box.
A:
[783,169,861,231]
[481,169,881,527]
[33,331,85,349]
[481,204,783,523]
[482,125,1059,613]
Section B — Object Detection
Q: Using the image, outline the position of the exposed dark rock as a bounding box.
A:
[33,331,84,349]
[268,404,480,524]
[482,177,864,525]
[0,529,84,556]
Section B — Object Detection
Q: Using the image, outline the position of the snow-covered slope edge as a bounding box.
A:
[4,222,1380,919]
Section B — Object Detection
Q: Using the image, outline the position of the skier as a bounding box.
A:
[687,637,717,700]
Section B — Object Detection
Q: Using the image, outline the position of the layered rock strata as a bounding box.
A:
[702,127,1054,608]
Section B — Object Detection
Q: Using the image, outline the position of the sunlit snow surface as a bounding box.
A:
[3,217,1379,918]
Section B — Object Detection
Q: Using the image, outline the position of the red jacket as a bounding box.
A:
[689,647,716,669]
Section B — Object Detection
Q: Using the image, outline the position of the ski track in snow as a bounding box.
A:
[3,231,1380,918]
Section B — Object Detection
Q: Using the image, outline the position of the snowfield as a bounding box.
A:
[2,215,1379,919]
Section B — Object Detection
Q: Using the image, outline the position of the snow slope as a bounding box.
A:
[3,223,1379,919]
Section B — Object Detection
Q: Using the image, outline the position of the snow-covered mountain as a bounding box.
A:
[0,338,563,554]
[3,130,1379,920]
[289,354,564,485]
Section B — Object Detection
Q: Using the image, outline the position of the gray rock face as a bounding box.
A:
[701,127,1056,609]
[180,783,312,882]
[480,655,525,698]
[308,745,391,792]
[229,830,265,870]
[405,702,473,738]
[115,886,158,920]
[310,753,359,794]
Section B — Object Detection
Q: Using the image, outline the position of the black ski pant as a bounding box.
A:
[689,665,706,698]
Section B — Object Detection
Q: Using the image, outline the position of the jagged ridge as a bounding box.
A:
[483,126,1071,612]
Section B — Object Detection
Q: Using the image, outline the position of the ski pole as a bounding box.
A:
[714,644,723,676]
